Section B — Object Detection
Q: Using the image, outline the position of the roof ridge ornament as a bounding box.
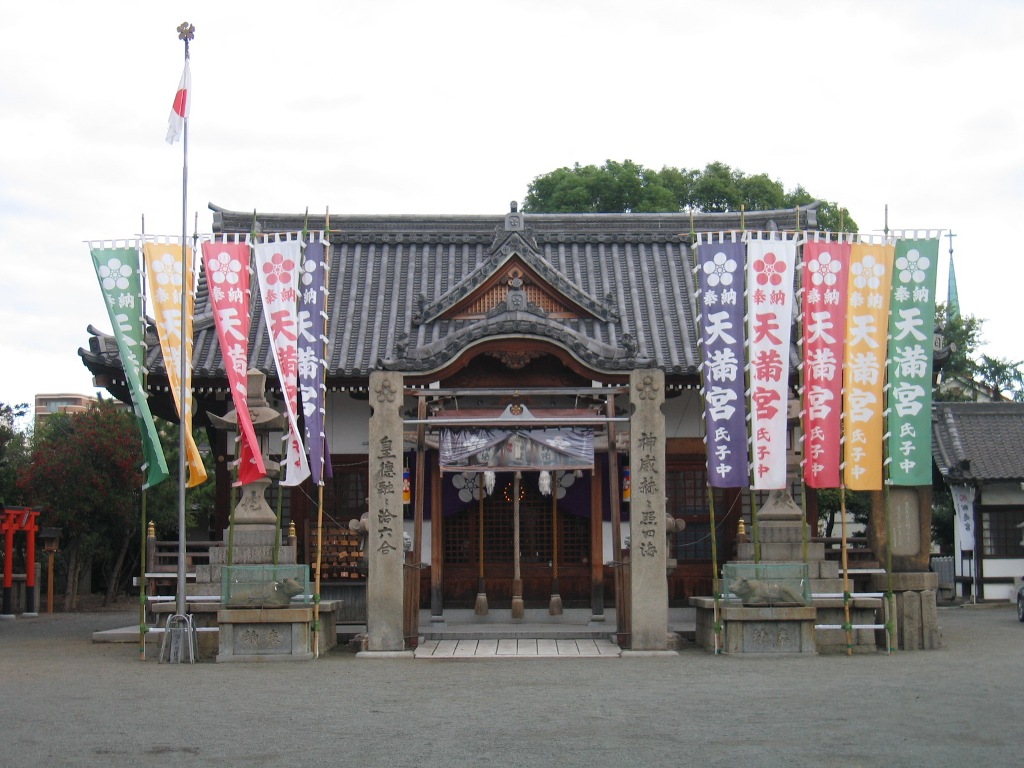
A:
[506,201,524,231]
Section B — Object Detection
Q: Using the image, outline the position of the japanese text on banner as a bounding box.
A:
[842,242,894,490]
[886,238,939,485]
[696,240,749,487]
[746,237,796,489]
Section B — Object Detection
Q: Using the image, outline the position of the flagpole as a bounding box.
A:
[175,21,194,621]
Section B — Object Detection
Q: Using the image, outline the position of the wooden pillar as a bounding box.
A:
[430,452,445,622]
[590,462,605,620]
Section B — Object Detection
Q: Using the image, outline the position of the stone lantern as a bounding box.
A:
[208,370,287,528]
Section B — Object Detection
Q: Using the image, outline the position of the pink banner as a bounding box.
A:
[202,239,266,485]
[254,235,310,487]
[801,238,850,488]
[746,235,797,489]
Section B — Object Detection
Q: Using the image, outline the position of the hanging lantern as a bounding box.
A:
[538,470,552,496]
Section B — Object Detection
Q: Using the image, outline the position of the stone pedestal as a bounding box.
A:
[691,598,816,654]
[870,571,941,650]
[216,607,314,662]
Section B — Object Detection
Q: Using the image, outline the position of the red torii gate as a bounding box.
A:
[1,507,39,618]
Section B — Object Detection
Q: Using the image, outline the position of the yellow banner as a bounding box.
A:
[143,242,208,488]
[842,241,894,490]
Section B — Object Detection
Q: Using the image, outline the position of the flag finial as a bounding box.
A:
[177,22,195,42]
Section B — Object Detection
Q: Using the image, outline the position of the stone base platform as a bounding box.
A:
[691,597,816,654]
[217,606,315,662]
[150,600,340,660]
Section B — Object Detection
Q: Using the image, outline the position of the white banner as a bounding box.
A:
[746,235,797,489]
[951,483,975,551]
[254,234,310,487]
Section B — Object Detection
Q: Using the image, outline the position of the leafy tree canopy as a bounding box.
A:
[935,303,1024,402]
[523,159,856,232]
[0,402,30,506]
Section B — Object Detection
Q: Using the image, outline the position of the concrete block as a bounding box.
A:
[898,591,922,651]
[919,590,941,650]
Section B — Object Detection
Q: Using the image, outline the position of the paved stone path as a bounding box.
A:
[415,636,621,658]
[2,602,1022,767]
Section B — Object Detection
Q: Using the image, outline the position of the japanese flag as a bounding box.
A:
[165,60,190,144]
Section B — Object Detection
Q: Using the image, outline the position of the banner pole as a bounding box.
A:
[175,22,194,622]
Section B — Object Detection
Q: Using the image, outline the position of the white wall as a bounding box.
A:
[663,389,704,438]
[325,392,371,453]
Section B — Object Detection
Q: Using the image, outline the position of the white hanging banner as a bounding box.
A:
[951,483,975,551]
[253,234,311,487]
[746,234,797,489]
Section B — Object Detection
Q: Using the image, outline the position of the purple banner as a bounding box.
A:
[697,240,749,487]
[298,238,332,485]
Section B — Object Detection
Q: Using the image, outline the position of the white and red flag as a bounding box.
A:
[254,234,311,487]
[165,60,190,144]
[746,234,797,489]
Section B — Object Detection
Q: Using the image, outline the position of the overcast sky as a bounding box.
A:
[2,0,1021,413]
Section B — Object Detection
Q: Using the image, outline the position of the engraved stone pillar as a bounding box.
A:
[869,486,933,572]
[364,371,406,653]
[627,369,669,651]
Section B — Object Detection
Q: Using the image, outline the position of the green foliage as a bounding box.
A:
[523,159,858,232]
[815,488,872,537]
[931,484,955,554]
[935,303,1024,402]
[144,419,215,539]
[21,402,141,555]
[0,402,30,506]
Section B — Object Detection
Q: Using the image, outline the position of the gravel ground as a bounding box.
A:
[1,603,1021,768]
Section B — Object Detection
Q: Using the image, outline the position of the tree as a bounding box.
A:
[814,488,872,539]
[523,159,857,232]
[0,402,30,507]
[935,303,1024,402]
[20,401,144,609]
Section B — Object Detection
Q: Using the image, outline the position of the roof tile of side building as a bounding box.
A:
[932,401,1024,483]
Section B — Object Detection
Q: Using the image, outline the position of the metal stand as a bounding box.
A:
[159,613,197,664]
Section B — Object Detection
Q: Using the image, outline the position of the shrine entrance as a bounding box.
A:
[441,471,594,609]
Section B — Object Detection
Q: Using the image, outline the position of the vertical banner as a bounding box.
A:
[142,241,208,487]
[842,240,894,490]
[887,237,939,485]
[801,238,850,488]
[201,238,266,485]
[90,245,169,488]
[951,483,975,550]
[254,234,311,487]
[298,237,332,485]
[746,234,797,489]
[696,238,749,487]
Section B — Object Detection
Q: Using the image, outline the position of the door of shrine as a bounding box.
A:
[441,472,594,608]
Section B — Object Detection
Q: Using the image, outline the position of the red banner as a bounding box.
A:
[202,239,266,485]
[801,238,850,488]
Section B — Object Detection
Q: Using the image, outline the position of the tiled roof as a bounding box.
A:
[932,401,1024,482]
[80,202,814,391]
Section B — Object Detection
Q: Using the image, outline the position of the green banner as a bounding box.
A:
[886,238,939,486]
[90,246,169,488]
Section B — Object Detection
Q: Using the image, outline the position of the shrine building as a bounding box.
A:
[81,201,819,647]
